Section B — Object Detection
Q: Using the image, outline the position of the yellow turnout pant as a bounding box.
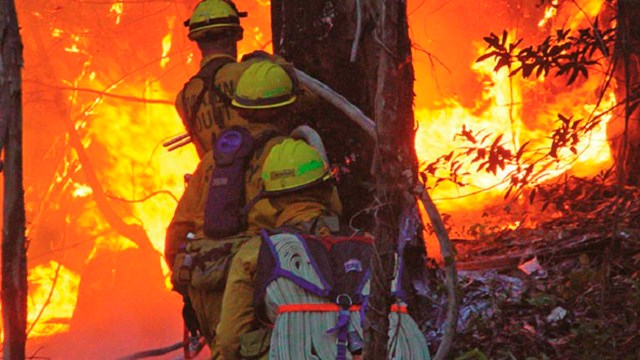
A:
[216,236,262,359]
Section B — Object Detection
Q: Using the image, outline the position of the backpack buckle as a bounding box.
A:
[336,294,352,309]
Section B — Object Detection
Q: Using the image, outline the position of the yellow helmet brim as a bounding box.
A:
[231,94,297,109]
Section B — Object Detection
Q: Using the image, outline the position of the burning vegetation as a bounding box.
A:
[1,0,639,358]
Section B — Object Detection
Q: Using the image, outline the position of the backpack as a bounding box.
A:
[203,127,278,238]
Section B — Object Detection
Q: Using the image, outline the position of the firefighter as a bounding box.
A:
[166,0,260,271]
[216,138,342,359]
[164,1,252,353]
[165,0,312,273]
[168,57,336,358]
[177,0,247,158]
[217,138,430,360]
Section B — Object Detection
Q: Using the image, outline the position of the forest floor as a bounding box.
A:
[422,175,640,360]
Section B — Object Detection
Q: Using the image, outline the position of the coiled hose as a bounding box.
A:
[264,234,431,360]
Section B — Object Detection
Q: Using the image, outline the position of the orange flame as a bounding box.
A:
[3,262,80,339]
[160,17,175,68]
[411,0,611,254]
[9,0,616,352]
[110,1,124,25]
[538,1,559,28]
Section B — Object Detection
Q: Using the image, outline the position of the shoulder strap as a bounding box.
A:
[181,56,235,132]
[260,230,332,297]
[240,131,283,216]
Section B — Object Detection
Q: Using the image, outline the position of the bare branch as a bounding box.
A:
[23,81,173,105]
[295,69,377,140]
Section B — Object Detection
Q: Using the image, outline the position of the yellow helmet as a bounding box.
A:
[231,60,297,109]
[185,0,246,41]
[262,139,332,194]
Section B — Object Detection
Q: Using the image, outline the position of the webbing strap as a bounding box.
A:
[277,303,361,314]
[277,302,408,359]
[277,303,407,313]
[262,230,332,297]
[183,56,235,132]
[390,303,409,314]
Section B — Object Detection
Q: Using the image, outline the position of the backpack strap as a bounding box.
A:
[260,230,332,297]
[181,56,235,135]
[239,130,282,216]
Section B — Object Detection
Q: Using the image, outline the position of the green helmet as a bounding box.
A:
[262,139,331,194]
[185,0,246,41]
[232,60,297,109]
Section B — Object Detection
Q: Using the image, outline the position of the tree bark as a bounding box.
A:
[271,0,377,226]
[272,1,457,358]
[0,0,28,358]
[363,1,418,357]
[610,0,640,185]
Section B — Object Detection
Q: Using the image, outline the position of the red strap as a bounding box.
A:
[277,303,408,314]
[301,235,374,251]
[278,303,362,314]
[390,304,408,314]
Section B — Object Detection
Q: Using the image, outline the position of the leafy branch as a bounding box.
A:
[477,21,616,85]
[419,109,609,201]
[419,18,621,201]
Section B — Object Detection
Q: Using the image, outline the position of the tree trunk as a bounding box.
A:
[272,0,425,358]
[271,0,377,226]
[610,0,640,185]
[364,1,417,357]
[0,0,28,358]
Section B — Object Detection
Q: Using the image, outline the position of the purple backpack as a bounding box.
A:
[203,127,273,238]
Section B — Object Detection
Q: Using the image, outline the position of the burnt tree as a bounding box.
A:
[0,0,28,358]
[365,1,417,357]
[272,0,458,358]
[611,0,640,186]
[271,0,377,226]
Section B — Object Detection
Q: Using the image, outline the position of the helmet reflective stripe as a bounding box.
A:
[232,60,297,109]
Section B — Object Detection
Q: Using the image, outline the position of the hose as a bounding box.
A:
[263,234,431,360]
[264,233,347,360]
[388,306,431,360]
[290,125,330,165]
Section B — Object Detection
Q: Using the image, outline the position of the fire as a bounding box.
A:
[0,262,81,340]
[415,38,614,212]
[160,17,175,68]
[415,0,611,202]
[8,0,618,356]
[83,80,195,256]
[110,1,124,25]
[72,183,93,198]
[411,0,612,253]
[26,262,80,338]
[16,1,274,351]
[538,1,559,28]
